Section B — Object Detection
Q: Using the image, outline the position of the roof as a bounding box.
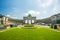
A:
[0,14,4,18]
[52,13,60,16]
[27,14,32,18]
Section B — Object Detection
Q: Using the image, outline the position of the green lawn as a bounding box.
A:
[0,28,60,40]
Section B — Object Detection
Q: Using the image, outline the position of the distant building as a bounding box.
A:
[23,14,36,24]
[51,13,60,24]
[0,14,8,24]
[0,14,52,25]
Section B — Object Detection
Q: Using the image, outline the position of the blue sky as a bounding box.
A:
[0,0,60,19]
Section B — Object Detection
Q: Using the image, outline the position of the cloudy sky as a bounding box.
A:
[0,0,60,19]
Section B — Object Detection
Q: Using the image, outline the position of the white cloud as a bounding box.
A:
[6,15,11,17]
[25,13,28,16]
[25,10,40,16]
[52,4,58,14]
[43,11,47,14]
[6,14,18,19]
[37,0,41,2]
[12,17,18,19]
[36,12,40,14]
[28,10,35,14]
[53,5,58,11]
[37,0,53,8]
[45,0,53,6]
[41,4,46,8]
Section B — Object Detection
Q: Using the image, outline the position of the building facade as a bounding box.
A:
[23,14,36,24]
[0,14,8,24]
[51,13,60,24]
[0,14,52,25]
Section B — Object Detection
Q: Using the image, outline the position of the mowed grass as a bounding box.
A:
[0,28,60,40]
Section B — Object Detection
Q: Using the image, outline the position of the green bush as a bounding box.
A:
[57,20,60,24]
[24,24,34,27]
[0,24,2,26]
[50,24,53,28]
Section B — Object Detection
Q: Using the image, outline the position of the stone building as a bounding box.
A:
[23,14,36,24]
[0,14,8,24]
[50,13,60,24]
[0,14,52,25]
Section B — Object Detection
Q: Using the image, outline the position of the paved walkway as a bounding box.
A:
[49,28,60,32]
[0,25,60,32]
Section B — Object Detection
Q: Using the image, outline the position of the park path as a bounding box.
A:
[0,25,60,32]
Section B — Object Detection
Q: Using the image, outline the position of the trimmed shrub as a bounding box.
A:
[24,24,34,27]
[50,24,53,28]
[57,20,60,24]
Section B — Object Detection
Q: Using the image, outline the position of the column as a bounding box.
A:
[0,18,1,24]
[6,18,8,24]
[32,20,34,23]
[29,20,31,24]
[25,20,28,23]
[27,20,29,24]
[31,20,32,24]
[3,17,6,24]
